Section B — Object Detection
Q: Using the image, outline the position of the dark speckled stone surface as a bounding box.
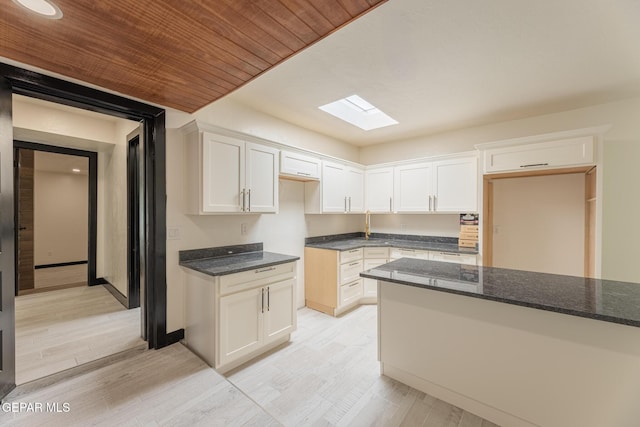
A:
[305,232,478,254]
[360,258,640,327]
[179,243,299,277]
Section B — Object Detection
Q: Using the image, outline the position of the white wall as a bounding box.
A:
[34,169,88,265]
[364,214,461,238]
[492,174,585,276]
[361,97,640,283]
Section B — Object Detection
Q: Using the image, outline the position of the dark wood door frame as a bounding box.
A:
[0,63,169,354]
[13,141,98,294]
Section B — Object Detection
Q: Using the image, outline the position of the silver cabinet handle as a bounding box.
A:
[261,288,264,313]
[241,189,245,211]
[348,249,359,254]
[520,163,549,168]
[256,266,276,273]
[433,195,437,211]
[247,189,251,212]
[389,197,392,212]
[267,287,270,311]
[348,196,352,212]
[348,282,359,287]
[296,172,311,176]
[344,196,347,213]
[348,261,360,267]
[428,195,432,211]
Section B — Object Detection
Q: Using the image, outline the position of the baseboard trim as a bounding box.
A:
[166,329,185,346]
[99,278,129,309]
[34,260,88,269]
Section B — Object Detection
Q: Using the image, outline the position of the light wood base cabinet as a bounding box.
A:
[184,262,296,373]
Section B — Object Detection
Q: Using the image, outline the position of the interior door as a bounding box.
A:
[0,77,16,400]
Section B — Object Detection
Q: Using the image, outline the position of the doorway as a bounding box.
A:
[482,166,597,277]
[15,144,96,295]
[0,63,169,400]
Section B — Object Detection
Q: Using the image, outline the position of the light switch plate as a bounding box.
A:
[167,226,181,240]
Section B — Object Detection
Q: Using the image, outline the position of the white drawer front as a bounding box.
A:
[340,260,363,285]
[220,262,295,296]
[364,247,389,259]
[390,248,430,260]
[340,279,363,307]
[430,252,477,265]
[340,248,363,264]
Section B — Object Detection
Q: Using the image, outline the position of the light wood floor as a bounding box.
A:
[7,305,499,426]
[15,285,145,384]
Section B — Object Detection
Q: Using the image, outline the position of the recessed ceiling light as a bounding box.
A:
[319,95,398,131]
[12,0,63,19]
[72,168,81,173]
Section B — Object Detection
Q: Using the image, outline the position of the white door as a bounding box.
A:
[346,167,364,213]
[322,161,347,212]
[394,162,432,212]
[246,142,279,213]
[433,157,478,212]
[263,279,296,344]
[218,287,263,366]
[365,167,394,213]
[202,133,244,213]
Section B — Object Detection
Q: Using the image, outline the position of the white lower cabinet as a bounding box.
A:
[184,262,296,373]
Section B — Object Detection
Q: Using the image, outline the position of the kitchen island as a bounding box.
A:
[361,259,640,427]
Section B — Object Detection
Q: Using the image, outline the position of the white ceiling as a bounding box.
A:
[225,0,640,146]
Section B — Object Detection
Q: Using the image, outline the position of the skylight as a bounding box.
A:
[319,95,398,131]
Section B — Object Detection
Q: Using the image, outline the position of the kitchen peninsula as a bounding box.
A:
[361,259,640,427]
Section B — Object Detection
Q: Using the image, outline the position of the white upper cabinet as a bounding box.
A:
[185,130,279,214]
[394,156,478,213]
[246,142,279,213]
[319,161,364,213]
[482,136,595,174]
[432,157,478,212]
[394,162,433,213]
[201,133,245,213]
[346,167,365,213]
[279,150,321,180]
[365,167,394,213]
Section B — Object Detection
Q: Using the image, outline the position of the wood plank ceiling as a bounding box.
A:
[1,0,386,112]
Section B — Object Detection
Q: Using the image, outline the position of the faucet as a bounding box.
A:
[365,210,371,240]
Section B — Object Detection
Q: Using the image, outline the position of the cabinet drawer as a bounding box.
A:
[220,262,295,296]
[390,248,430,260]
[340,260,363,285]
[340,248,363,264]
[340,279,363,307]
[364,247,389,259]
[430,252,477,265]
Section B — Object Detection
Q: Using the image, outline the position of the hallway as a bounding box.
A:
[15,285,145,384]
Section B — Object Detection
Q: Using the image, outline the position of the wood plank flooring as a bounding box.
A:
[7,304,500,426]
[226,306,499,427]
[15,285,145,384]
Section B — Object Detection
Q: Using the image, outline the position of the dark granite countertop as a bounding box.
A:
[179,243,299,277]
[360,258,640,327]
[305,232,478,255]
